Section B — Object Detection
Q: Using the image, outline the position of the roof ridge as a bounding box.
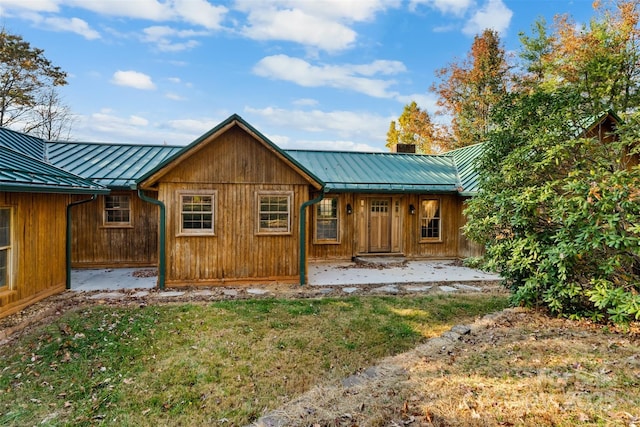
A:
[48,140,184,148]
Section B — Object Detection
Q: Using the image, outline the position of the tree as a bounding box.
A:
[24,88,74,140]
[432,29,511,150]
[464,1,640,326]
[386,101,445,154]
[0,29,67,129]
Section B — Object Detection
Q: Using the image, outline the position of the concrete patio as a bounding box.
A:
[70,259,501,292]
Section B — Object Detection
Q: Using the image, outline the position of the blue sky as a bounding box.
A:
[0,0,594,151]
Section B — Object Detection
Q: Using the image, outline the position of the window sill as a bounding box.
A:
[313,240,341,245]
[255,231,292,236]
[101,224,134,229]
[419,238,443,244]
[177,232,216,237]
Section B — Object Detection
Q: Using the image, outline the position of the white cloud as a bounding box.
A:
[463,0,512,35]
[141,25,207,51]
[171,0,227,30]
[165,92,186,101]
[72,109,195,145]
[0,0,59,13]
[167,118,219,134]
[240,7,357,52]
[111,70,156,90]
[42,16,100,39]
[235,0,399,52]
[245,106,392,145]
[395,93,439,114]
[0,0,228,29]
[292,98,318,107]
[409,0,474,15]
[253,55,405,98]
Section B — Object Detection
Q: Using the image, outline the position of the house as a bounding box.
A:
[43,115,482,288]
[0,129,107,319]
[130,115,487,287]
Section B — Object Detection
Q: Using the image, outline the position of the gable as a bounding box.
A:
[138,115,322,190]
[161,125,314,185]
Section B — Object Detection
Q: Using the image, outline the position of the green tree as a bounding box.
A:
[432,29,511,150]
[386,101,443,154]
[0,29,67,129]
[464,1,640,325]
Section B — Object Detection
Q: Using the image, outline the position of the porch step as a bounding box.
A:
[353,256,407,268]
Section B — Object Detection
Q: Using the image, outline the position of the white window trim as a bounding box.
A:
[102,194,133,228]
[0,207,12,291]
[177,190,217,236]
[419,197,442,243]
[314,196,341,244]
[256,191,293,235]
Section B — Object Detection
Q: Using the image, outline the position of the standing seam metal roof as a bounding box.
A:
[0,127,46,159]
[285,149,461,193]
[47,141,183,188]
[0,146,108,194]
[444,143,483,196]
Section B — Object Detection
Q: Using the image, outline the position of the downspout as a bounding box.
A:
[66,195,97,289]
[137,188,166,290]
[299,190,326,286]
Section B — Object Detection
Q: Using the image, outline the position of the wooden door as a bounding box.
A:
[368,199,391,252]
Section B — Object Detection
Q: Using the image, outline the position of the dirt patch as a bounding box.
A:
[253,309,640,426]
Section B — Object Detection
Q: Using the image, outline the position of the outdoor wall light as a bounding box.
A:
[346,203,353,215]
[409,204,416,215]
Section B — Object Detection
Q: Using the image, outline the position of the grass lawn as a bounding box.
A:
[0,293,508,426]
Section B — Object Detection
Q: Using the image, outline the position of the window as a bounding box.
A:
[257,192,291,234]
[315,197,339,242]
[104,195,131,226]
[0,208,11,289]
[180,192,216,235]
[420,199,441,241]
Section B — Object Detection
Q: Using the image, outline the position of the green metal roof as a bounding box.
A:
[47,141,183,189]
[285,150,461,193]
[0,146,108,194]
[0,127,46,159]
[444,143,483,196]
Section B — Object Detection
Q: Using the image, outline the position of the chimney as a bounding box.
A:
[392,143,416,154]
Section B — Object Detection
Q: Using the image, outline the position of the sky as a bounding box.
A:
[0,0,596,151]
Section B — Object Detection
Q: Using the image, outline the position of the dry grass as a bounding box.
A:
[262,308,640,426]
[0,294,507,426]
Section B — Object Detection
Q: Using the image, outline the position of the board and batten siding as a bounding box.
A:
[0,192,69,319]
[69,190,159,268]
[154,125,314,286]
[308,193,467,260]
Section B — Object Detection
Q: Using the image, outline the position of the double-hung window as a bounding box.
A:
[179,192,216,235]
[315,197,339,242]
[104,195,131,226]
[420,199,441,241]
[0,208,11,289]
[257,192,292,234]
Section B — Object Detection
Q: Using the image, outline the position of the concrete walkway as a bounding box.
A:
[70,260,500,292]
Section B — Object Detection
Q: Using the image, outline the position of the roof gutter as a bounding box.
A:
[136,188,166,290]
[299,189,326,286]
[66,195,98,289]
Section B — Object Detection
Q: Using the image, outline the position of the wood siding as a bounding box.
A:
[0,192,69,319]
[70,191,159,268]
[308,193,474,261]
[156,126,313,286]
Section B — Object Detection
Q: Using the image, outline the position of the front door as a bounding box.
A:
[368,198,391,252]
